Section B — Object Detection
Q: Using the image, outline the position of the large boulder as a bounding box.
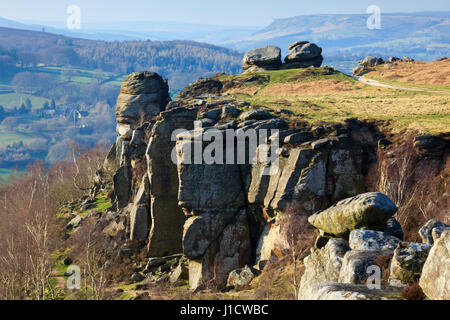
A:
[349,229,401,251]
[419,219,450,245]
[390,242,432,285]
[284,41,323,68]
[308,193,398,238]
[299,239,350,299]
[116,71,170,139]
[243,46,282,72]
[420,230,450,300]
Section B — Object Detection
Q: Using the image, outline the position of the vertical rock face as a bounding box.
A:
[113,166,132,208]
[146,107,198,257]
[248,138,365,214]
[129,174,151,241]
[420,230,450,300]
[176,128,251,290]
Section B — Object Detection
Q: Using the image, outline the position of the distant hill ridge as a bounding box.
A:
[226,11,450,62]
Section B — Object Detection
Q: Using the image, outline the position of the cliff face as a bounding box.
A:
[104,70,384,290]
[102,70,449,295]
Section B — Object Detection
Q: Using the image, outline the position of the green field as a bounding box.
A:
[0,92,51,110]
[26,66,122,85]
[0,131,34,148]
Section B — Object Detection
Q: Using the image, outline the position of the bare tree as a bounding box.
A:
[279,204,315,300]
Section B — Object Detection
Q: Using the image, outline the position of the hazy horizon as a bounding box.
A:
[1,0,449,27]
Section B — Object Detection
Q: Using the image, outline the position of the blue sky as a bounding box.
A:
[1,0,449,26]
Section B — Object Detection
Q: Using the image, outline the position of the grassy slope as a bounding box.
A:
[218,66,450,134]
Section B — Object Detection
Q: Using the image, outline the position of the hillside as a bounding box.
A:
[360,57,450,87]
[226,12,450,67]
[0,27,243,92]
[182,62,450,134]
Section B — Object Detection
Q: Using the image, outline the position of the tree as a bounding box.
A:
[50,99,56,110]
[25,98,32,112]
[280,205,316,300]
[42,101,50,110]
[0,105,5,122]
[18,103,27,114]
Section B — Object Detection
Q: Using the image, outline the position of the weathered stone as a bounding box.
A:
[288,41,310,50]
[187,211,251,290]
[349,229,401,251]
[384,217,404,240]
[300,283,403,300]
[183,211,236,259]
[103,142,117,168]
[222,106,241,119]
[113,166,132,208]
[299,239,350,299]
[284,42,323,68]
[243,46,282,71]
[390,242,432,285]
[308,193,398,238]
[147,107,197,257]
[239,110,273,121]
[116,71,170,138]
[419,230,450,300]
[211,210,252,287]
[419,219,450,245]
[227,265,260,290]
[339,250,394,284]
[201,108,222,121]
[129,175,150,241]
[311,138,330,150]
[129,129,148,157]
[198,118,217,128]
[359,56,384,67]
[255,224,289,266]
[284,132,313,144]
[328,148,365,202]
[169,264,189,285]
[177,141,245,212]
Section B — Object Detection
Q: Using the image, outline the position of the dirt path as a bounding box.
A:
[353,76,450,95]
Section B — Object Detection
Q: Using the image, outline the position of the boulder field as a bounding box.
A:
[96,70,449,299]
